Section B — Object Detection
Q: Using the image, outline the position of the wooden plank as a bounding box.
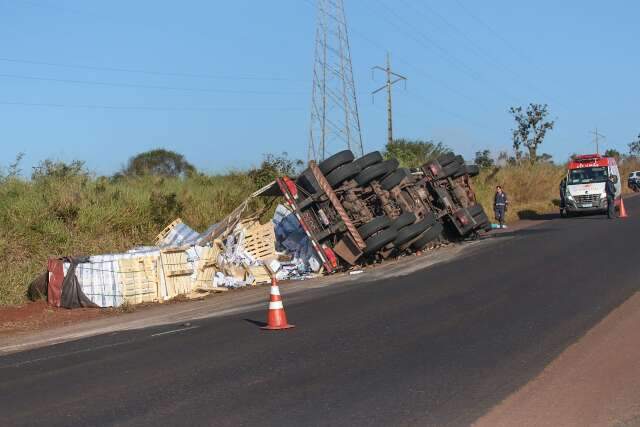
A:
[155,218,183,245]
[118,256,160,304]
[240,220,277,260]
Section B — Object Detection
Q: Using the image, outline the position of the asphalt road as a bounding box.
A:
[2,198,639,426]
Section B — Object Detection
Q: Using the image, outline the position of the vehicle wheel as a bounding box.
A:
[453,167,467,179]
[394,217,433,246]
[354,151,383,170]
[475,212,490,229]
[326,162,362,188]
[468,203,484,217]
[364,228,398,255]
[442,162,463,178]
[411,223,444,249]
[319,150,354,175]
[455,155,465,165]
[420,212,437,227]
[296,169,321,195]
[357,216,391,240]
[355,159,399,186]
[391,212,417,230]
[380,168,410,191]
[465,164,480,177]
[437,152,457,166]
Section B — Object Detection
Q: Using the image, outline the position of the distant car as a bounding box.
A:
[628,171,640,192]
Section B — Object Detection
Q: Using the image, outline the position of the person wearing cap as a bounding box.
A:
[494,185,509,228]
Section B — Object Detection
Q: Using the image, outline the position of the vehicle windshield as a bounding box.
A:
[567,166,608,185]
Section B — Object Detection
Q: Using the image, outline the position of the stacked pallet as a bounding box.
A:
[238,219,277,261]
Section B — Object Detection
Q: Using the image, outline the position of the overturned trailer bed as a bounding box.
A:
[262,150,491,271]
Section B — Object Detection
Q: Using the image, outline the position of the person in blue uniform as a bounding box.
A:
[605,175,617,219]
[494,186,509,228]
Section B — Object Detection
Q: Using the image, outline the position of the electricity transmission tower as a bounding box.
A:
[308,0,364,161]
[591,128,605,154]
[372,53,407,147]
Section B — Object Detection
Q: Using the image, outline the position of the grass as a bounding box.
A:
[0,173,264,306]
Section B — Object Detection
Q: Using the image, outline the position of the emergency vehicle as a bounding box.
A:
[562,154,621,216]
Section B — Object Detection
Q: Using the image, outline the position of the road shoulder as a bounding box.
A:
[475,292,640,427]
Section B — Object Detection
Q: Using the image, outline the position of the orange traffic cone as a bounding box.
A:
[261,278,294,330]
[619,197,628,218]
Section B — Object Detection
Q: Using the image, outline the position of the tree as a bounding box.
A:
[384,139,449,168]
[248,152,303,188]
[32,159,88,180]
[536,153,554,164]
[122,149,196,177]
[474,150,494,169]
[603,148,621,160]
[509,103,555,163]
[628,134,640,157]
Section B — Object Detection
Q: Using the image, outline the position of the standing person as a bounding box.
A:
[494,186,509,228]
[605,175,617,219]
[559,177,567,214]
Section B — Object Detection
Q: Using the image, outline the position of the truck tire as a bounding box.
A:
[296,169,321,195]
[391,212,417,230]
[326,162,362,188]
[355,159,399,186]
[467,203,484,217]
[441,162,463,179]
[437,152,457,166]
[380,168,410,190]
[364,227,398,255]
[357,216,391,240]
[411,223,444,249]
[319,150,354,175]
[354,151,383,170]
[394,217,433,246]
[465,164,480,177]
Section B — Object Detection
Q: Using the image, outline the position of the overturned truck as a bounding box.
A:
[268,150,491,273]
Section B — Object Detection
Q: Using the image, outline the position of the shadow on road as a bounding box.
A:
[481,227,553,240]
[517,209,559,221]
[243,318,267,328]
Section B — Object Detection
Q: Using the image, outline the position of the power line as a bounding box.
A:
[372,0,522,105]
[0,73,303,95]
[0,57,303,82]
[453,0,530,63]
[0,101,304,112]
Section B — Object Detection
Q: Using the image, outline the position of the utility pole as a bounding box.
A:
[372,53,407,146]
[591,128,605,154]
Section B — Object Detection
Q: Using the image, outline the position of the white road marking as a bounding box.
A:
[150,325,199,337]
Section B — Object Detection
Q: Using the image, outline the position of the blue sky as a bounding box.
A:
[1,0,638,175]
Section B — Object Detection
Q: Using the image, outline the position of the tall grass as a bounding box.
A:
[0,173,261,305]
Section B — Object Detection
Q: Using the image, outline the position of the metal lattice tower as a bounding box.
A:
[308,0,364,161]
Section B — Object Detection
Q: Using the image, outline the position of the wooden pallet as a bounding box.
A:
[155,218,183,246]
[159,249,194,298]
[245,264,271,285]
[241,220,276,260]
[193,241,224,288]
[118,256,159,304]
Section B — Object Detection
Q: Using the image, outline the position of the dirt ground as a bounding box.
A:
[0,300,116,337]
[475,292,640,427]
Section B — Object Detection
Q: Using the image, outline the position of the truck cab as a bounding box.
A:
[563,154,621,215]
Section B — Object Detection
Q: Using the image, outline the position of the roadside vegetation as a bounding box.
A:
[2,131,640,306]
